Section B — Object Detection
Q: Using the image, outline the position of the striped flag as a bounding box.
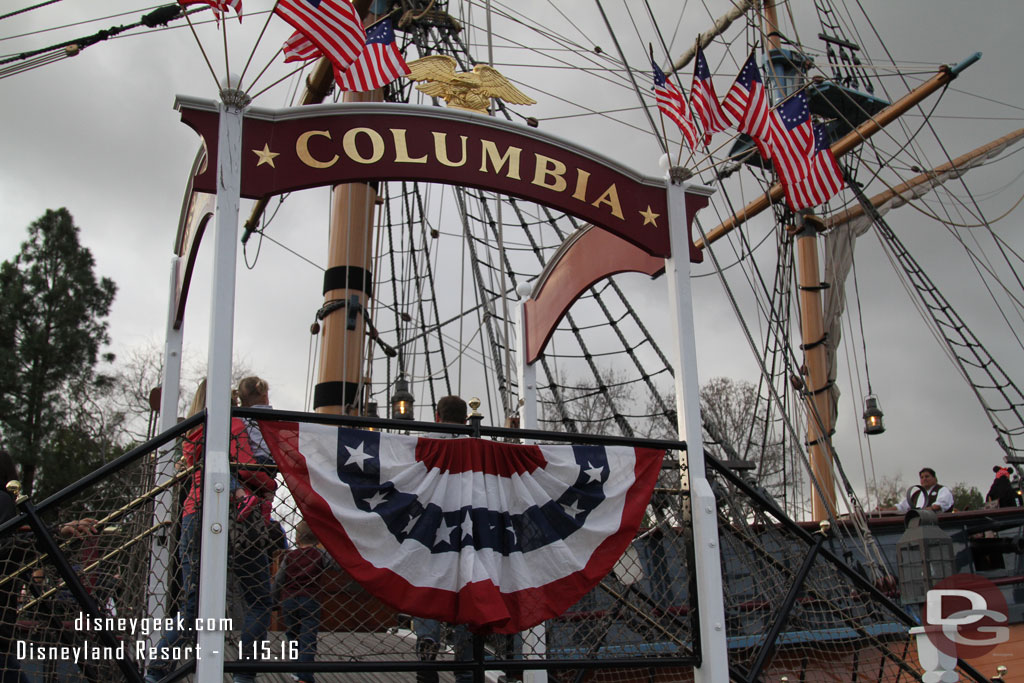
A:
[784,124,846,210]
[282,31,321,63]
[723,52,772,159]
[690,46,729,146]
[767,89,815,186]
[274,0,366,77]
[258,421,662,633]
[335,19,410,92]
[180,0,242,22]
[651,60,698,150]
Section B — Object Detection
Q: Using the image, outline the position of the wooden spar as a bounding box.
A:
[668,0,754,74]
[826,127,1024,229]
[693,61,967,250]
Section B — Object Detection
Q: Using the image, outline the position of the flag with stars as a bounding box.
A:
[690,46,729,146]
[783,123,846,210]
[335,19,410,92]
[652,59,698,151]
[274,0,366,78]
[766,89,815,187]
[258,421,662,633]
[722,51,772,159]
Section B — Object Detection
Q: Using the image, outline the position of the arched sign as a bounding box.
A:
[175,98,702,262]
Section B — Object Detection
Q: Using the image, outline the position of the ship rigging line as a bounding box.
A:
[0,0,62,22]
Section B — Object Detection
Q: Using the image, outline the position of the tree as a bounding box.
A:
[0,208,117,495]
[950,482,984,511]
[867,472,905,509]
[699,377,789,503]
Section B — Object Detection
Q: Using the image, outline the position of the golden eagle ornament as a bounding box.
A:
[405,55,536,113]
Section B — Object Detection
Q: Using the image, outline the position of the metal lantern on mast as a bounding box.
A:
[390,375,414,420]
[863,394,885,435]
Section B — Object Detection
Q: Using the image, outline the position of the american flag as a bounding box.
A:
[258,420,661,633]
[282,30,321,63]
[723,52,772,159]
[651,59,698,151]
[690,46,729,146]
[784,123,845,210]
[335,19,410,92]
[767,89,815,186]
[180,0,242,22]
[274,0,366,77]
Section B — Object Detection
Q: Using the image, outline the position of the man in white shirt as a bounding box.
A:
[896,467,954,513]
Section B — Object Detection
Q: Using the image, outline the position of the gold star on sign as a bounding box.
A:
[252,144,279,168]
[639,206,660,227]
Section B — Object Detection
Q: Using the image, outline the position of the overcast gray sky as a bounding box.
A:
[2,1,1023,512]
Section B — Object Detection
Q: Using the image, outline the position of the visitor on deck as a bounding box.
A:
[894,467,954,513]
[986,466,1021,508]
[414,395,473,683]
[272,519,338,683]
[145,379,276,683]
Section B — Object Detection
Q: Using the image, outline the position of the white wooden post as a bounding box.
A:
[663,168,729,680]
[195,78,249,682]
[516,287,547,683]
[147,256,185,649]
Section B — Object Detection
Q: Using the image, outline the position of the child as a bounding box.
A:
[273,520,337,683]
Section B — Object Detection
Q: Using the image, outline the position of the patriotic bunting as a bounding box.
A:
[259,421,662,633]
[335,19,410,92]
[652,60,698,151]
[690,46,729,146]
[274,0,366,77]
[784,123,846,210]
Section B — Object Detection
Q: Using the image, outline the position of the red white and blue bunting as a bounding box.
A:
[259,421,663,633]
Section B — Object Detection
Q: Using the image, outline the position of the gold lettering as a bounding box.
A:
[296,130,338,169]
[591,183,624,220]
[343,127,385,164]
[531,154,567,192]
[479,140,521,179]
[572,169,590,201]
[433,132,469,167]
[392,128,428,164]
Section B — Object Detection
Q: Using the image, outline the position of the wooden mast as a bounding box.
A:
[763,0,837,520]
[794,213,838,520]
[242,1,380,416]
[687,8,977,517]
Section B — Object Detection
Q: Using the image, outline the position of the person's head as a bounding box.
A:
[187,379,207,419]
[919,468,938,487]
[435,395,468,425]
[994,466,1011,480]
[0,450,18,486]
[294,519,318,547]
[237,376,270,407]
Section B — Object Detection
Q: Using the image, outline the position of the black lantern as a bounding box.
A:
[863,394,885,435]
[896,509,955,605]
[390,375,414,420]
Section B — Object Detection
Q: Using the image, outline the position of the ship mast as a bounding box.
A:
[715,2,979,520]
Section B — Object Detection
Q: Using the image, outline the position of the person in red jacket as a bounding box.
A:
[146,379,277,683]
